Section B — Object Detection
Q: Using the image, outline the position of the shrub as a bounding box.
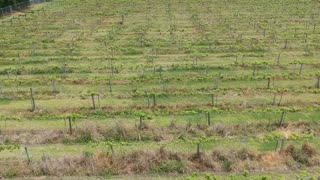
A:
[76,132,93,144]
[302,143,316,158]
[151,160,185,174]
[285,143,317,165]
[3,170,17,178]
[223,159,232,172]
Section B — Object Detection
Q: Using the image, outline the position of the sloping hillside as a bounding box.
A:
[0,0,320,179]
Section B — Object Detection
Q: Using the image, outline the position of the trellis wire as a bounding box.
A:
[0,0,48,17]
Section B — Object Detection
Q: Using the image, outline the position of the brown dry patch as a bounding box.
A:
[257,152,286,169]
[100,17,121,24]
[2,121,319,145]
[1,147,320,177]
[0,130,65,144]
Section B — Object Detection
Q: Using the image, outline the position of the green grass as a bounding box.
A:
[0,0,320,178]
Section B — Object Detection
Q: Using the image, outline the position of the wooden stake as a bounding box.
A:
[274,139,279,151]
[98,95,101,108]
[252,64,257,76]
[278,111,286,127]
[91,94,96,110]
[196,143,200,159]
[152,94,156,107]
[138,130,141,141]
[273,94,277,106]
[110,145,115,157]
[267,78,271,89]
[52,80,57,93]
[280,138,285,155]
[284,39,288,49]
[25,147,30,165]
[109,79,112,93]
[170,113,176,128]
[276,53,281,65]
[214,78,219,89]
[211,94,215,107]
[207,112,211,126]
[299,63,303,75]
[68,117,72,134]
[63,64,67,78]
[145,91,150,108]
[139,116,143,130]
[30,88,35,112]
[278,92,283,106]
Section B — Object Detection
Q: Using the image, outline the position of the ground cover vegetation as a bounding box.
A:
[0,0,320,179]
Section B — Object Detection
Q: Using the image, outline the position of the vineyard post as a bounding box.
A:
[18,53,22,67]
[136,114,144,141]
[145,91,150,108]
[304,33,308,43]
[280,138,286,155]
[278,92,283,106]
[284,39,288,49]
[109,79,112,93]
[110,144,115,157]
[267,77,271,89]
[317,76,320,89]
[31,46,35,57]
[278,111,286,128]
[25,147,30,165]
[272,94,277,105]
[159,66,162,78]
[52,80,57,93]
[68,117,72,134]
[63,63,67,78]
[252,64,257,76]
[138,129,141,141]
[170,113,176,128]
[207,112,211,126]
[214,78,219,89]
[161,78,165,90]
[276,53,281,65]
[139,116,143,130]
[152,94,156,107]
[215,94,218,106]
[110,59,114,76]
[91,94,97,110]
[211,94,215,107]
[30,88,35,112]
[186,119,192,130]
[274,138,279,151]
[98,94,101,108]
[196,143,201,159]
[299,63,303,75]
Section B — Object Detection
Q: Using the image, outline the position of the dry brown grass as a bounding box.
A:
[0,146,319,177]
[1,121,319,145]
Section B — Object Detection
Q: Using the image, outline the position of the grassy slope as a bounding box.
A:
[0,0,320,179]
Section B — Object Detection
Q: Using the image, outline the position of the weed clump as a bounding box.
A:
[285,143,317,166]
